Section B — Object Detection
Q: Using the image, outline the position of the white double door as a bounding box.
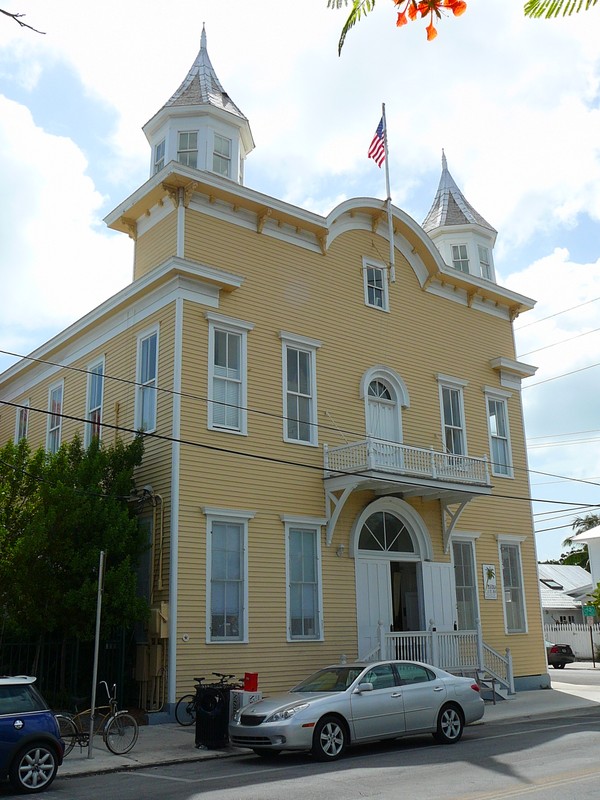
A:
[356,558,457,659]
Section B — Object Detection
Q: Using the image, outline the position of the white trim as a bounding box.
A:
[135,325,159,433]
[206,316,252,435]
[14,399,29,442]
[167,297,183,706]
[280,514,327,526]
[483,385,512,399]
[84,356,105,447]
[281,336,319,446]
[350,496,433,562]
[436,373,468,388]
[362,257,389,312]
[284,520,324,642]
[498,538,528,634]
[360,366,410,407]
[46,380,64,454]
[485,390,514,479]
[204,508,254,644]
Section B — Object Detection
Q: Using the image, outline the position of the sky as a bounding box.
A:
[0,0,599,562]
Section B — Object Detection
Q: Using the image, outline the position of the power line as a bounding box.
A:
[524,360,600,388]
[518,325,600,358]
[514,296,600,331]
[2,398,599,512]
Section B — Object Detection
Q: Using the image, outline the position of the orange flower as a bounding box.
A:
[396,10,408,26]
[426,20,438,39]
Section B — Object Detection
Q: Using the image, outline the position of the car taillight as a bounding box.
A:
[471,683,480,692]
[550,646,559,653]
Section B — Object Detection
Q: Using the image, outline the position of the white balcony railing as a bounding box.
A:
[324,438,490,486]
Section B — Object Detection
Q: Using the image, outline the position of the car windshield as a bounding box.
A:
[291,667,365,693]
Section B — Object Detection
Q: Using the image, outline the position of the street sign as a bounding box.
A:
[583,604,596,617]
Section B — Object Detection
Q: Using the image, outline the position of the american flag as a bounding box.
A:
[368,117,385,167]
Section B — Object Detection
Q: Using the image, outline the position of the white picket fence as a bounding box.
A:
[544,624,600,659]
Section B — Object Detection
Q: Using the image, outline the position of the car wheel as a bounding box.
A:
[433,704,464,744]
[311,715,348,761]
[252,748,281,758]
[9,742,59,794]
[556,662,566,669]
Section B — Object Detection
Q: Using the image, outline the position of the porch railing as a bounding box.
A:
[366,625,514,694]
[324,438,490,486]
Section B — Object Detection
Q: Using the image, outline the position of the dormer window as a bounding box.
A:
[451,244,469,273]
[154,140,165,174]
[478,245,493,280]
[213,134,231,177]
[178,131,198,168]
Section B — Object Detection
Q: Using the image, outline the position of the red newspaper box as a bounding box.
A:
[243,672,258,692]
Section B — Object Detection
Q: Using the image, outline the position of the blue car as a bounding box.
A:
[0,676,64,793]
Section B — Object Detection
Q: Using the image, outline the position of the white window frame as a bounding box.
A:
[451,243,470,273]
[46,381,64,454]
[282,515,325,642]
[153,139,165,174]
[485,388,514,478]
[362,257,389,311]
[452,535,480,631]
[203,507,254,644]
[213,133,232,178]
[15,400,29,442]
[135,327,159,433]
[177,130,198,168]
[437,374,468,456]
[498,536,528,634]
[206,313,253,435]
[280,332,321,446]
[85,357,105,447]
[478,244,493,280]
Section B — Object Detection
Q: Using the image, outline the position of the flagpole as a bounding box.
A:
[381,103,395,283]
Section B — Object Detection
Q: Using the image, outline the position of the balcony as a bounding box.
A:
[323,438,492,545]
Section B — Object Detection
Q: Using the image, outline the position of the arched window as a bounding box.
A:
[361,367,410,446]
[358,511,415,554]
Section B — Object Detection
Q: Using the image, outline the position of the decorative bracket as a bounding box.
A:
[121,217,137,241]
[441,500,468,553]
[325,485,354,546]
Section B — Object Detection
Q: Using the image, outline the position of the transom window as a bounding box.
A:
[213,134,231,177]
[451,244,469,273]
[368,380,392,401]
[363,261,388,310]
[178,131,198,168]
[154,140,165,174]
[358,512,414,553]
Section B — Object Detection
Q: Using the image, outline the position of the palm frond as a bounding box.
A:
[330,0,377,55]
[524,0,599,19]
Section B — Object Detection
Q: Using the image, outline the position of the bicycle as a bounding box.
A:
[175,673,242,726]
[55,681,139,756]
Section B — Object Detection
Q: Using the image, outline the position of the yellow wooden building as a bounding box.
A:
[0,28,549,712]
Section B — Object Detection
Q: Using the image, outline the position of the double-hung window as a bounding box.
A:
[213,134,232,177]
[206,313,253,434]
[204,508,254,643]
[85,358,104,446]
[178,131,198,168]
[284,517,324,640]
[136,329,158,433]
[499,538,527,633]
[451,244,469,273]
[453,538,479,630]
[153,140,165,174]
[46,382,63,454]
[478,244,493,280]
[280,332,321,446]
[486,390,513,477]
[15,401,29,442]
[363,258,388,311]
[438,375,468,456]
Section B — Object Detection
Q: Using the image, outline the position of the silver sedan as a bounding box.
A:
[229,660,485,761]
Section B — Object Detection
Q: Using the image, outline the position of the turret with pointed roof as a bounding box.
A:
[142,26,254,184]
[423,152,497,282]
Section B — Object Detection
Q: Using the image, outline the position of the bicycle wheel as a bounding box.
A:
[175,694,196,726]
[104,712,139,755]
[55,714,78,757]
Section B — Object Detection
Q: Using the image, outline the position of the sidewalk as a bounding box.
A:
[57,663,600,779]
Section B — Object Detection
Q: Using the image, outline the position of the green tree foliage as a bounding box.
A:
[524,0,599,18]
[0,435,148,640]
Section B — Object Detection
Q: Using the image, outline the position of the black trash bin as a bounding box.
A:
[195,684,232,748]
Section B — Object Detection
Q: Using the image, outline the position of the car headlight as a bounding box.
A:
[266,703,310,722]
[233,709,242,723]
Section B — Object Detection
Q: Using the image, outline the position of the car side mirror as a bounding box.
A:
[356,682,373,693]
